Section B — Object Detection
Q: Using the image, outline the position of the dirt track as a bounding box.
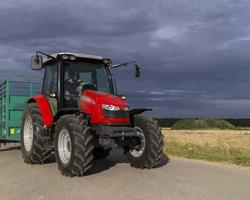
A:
[0,145,250,200]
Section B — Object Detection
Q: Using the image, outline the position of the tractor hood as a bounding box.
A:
[82,90,128,108]
[80,90,129,124]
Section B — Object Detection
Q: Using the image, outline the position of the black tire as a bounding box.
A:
[21,103,54,164]
[93,148,111,159]
[127,115,163,168]
[55,114,94,177]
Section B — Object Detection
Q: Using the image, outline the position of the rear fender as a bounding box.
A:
[27,95,54,126]
[54,108,80,122]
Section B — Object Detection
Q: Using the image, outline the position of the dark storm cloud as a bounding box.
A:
[1,0,250,117]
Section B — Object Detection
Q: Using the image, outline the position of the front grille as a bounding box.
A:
[103,110,129,119]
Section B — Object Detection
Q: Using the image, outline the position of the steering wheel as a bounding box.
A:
[78,81,97,93]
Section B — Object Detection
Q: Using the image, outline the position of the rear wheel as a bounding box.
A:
[21,103,54,164]
[55,114,94,176]
[127,115,163,168]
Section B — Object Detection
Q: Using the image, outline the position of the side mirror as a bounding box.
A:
[135,64,141,78]
[31,55,43,70]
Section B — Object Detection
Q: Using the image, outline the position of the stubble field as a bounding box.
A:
[162,128,250,166]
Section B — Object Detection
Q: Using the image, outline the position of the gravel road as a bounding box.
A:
[0,145,250,200]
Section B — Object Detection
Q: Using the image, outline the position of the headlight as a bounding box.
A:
[102,104,120,111]
[69,55,76,60]
[62,54,69,60]
[123,106,129,111]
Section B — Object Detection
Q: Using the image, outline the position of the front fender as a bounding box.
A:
[27,95,54,126]
[129,108,152,117]
[129,108,152,126]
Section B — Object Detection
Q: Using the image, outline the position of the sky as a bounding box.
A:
[1,0,250,118]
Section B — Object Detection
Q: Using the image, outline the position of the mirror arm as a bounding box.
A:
[110,61,137,69]
[36,51,56,60]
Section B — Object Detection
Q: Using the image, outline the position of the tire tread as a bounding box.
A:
[128,114,163,169]
[55,114,94,177]
[21,103,54,164]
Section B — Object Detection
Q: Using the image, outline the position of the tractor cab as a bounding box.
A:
[33,53,115,114]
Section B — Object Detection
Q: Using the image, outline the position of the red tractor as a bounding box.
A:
[21,51,163,176]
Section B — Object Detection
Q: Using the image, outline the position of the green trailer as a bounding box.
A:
[0,80,41,143]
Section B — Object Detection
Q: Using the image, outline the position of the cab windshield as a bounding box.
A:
[63,60,112,103]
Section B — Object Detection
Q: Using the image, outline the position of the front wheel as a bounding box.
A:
[127,115,163,168]
[55,114,94,177]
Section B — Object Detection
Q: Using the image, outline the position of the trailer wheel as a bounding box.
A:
[55,114,94,177]
[127,115,163,168]
[93,148,111,159]
[21,103,54,164]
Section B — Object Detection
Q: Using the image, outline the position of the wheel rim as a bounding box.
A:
[58,129,72,164]
[23,116,34,152]
[130,127,145,158]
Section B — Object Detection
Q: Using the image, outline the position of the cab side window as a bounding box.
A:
[43,65,58,94]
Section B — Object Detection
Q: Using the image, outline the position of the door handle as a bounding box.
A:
[48,92,56,98]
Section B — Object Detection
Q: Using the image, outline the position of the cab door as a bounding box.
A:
[42,63,58,116]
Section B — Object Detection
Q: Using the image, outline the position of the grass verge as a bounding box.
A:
[163,129,250,166]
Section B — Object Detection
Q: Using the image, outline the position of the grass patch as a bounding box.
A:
[163,129,250,166]
[172,119,236,130]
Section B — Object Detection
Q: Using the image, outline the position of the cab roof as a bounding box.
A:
[43,52,110,64]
